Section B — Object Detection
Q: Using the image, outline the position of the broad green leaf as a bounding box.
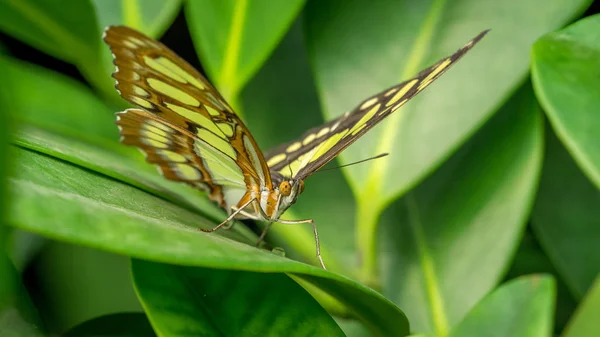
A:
[531,126,600,299]
[7,230,46,272]
[0,0,119,102]
[132,259,345,336]
[0,55,118,144]
[504,231,578,332]
[0,36,12,290]
[64,313,155,337]
[0,254,43,335]
[382,84,543,333]
[449,275,555,337]
[336,319,371,337]
[93,0,181,36]
[531,14,600,189]
[6,146,409,336]
[0,53,45,337]
[30,243,142,332]
[185,0,305,104]
[305,0,591,282]
[242,20,355,274]
[0,0,99,63]
[562,276,600,337]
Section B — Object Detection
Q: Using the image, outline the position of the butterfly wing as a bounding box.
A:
[265,30,489,181]
[103,26,273,211]
[117,108,251,209]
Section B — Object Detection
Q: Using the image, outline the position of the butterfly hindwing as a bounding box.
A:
[117,108,255,210]
[103,26,273,198]
[265,30,489,180]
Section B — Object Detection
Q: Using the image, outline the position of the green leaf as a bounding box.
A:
[132,259,345,336]
[382,84,543,334]
[7,144,409,336]
[0,0,99,63]
[185,0,305,104]
[0,50,45,337]
[0,0,119,103]
[531,14,600,189]
[0,253,45,336]
[64,313,155,337]
[504,231,578,332]
[30,243,143,332]
[449,275,555,337]
[93,0,182,36]
[562,276,600,337]
[531,126,600,299]
[0,55,118,144]
[304,0,591,283]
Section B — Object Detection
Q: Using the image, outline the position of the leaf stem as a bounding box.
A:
[356,188,382,289]
[405,193,448,337]
[123,0,143,31]
[219,0,248,101]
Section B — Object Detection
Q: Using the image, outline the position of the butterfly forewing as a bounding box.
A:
[103,26,274,212]
[265,30,489,180]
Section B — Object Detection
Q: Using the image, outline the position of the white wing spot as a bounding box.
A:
[360,97,378,110]
[302,133,316,145]
[133,85,150,97]
[267,153,287,166]
[316,127,330,138]
[146,119,175,133]
[131,96,154,109]
[123,40,137,49]
[286,142,302,153]
[129,37,147,47]
[157,150,187,163]
[141,137,169,149]
[384,88,398,97]
[141,128,170,142]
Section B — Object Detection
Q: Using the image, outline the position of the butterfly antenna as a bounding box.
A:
[288,162,294,177]
[317,153,389,172]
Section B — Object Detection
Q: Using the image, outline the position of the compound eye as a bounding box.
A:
[279,181,292,196]
[299,180,305,194]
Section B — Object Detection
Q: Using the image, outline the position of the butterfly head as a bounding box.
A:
[278,179,304,198]
[278,178,305,205]
[266,173,306,219]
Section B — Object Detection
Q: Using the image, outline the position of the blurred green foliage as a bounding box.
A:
[0,0,599,336]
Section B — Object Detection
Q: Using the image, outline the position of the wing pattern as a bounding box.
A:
[103,26,272,209]
[117,108,230,207]
[265,30,489,180]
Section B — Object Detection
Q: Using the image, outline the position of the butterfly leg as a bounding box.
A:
[255,221,274,247]
[200,198,255,233]
[222,208,261,230]
[277,218,326,270]
[253,207,326,269]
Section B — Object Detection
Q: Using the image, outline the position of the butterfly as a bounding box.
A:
[103,25,488,269]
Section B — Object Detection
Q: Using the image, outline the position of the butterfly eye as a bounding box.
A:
[299,180,305,194]
[279,181,292,196]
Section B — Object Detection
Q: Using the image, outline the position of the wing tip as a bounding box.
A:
[469,29,491,47]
